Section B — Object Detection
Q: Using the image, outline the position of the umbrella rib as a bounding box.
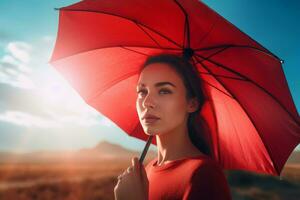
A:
[198,71,247,82]
[120,46,183,57]
[191,55,221,162]
[134,23,162,48]
[194,55,280,175]
[197,18,219,48]
[120,46,150,57]
[195,3,281,61]
[191,57,236,98]
[120,47,242,73]
[116,45,180,51]
[193,46,249,82]
[196,45,231,61]
[51,45,181,63]
[118,48,241,86]
[59,8,183,49]
[194,52,299,126]
[201,77,234,99]
[183,15,188,48]
[173,0,190,48]
[87,70,140,103]
[195,44,283,62]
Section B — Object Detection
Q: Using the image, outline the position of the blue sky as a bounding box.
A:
[0,0,299,153]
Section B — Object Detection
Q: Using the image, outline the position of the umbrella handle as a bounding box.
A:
[139,135,154,164]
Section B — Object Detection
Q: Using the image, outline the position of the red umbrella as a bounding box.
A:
[50,0,300,176]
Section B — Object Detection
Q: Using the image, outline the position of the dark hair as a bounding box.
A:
[140,54,211,156]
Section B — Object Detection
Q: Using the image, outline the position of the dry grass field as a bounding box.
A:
[0,159,299,200]
[0,160,132,200]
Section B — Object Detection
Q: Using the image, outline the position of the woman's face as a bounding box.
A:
[136,62,198,136]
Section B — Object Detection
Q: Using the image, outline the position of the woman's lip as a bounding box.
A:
[142,115,160,120]
[144,118,160,124]
[144,117,160,119]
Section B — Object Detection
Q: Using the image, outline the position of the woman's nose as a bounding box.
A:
[143,93,156,109]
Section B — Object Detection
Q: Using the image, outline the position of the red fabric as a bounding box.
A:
[51,0,300,176]
[145,155,232,200]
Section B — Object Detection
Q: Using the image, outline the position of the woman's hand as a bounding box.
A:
[114,157,149,200]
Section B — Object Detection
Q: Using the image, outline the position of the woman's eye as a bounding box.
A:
[159,89,171,94]
[137,89,171,97]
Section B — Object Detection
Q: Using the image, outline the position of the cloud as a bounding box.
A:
[0,76,111,129]
[0,70,35,90]
[6,42,32,63]
[2,54,32,73]
[0,120,114,152]
[0,109,111,129]
[41,107,107,128]
[0,37,114,129]
[0,41,35,89]
[0,110,58,128]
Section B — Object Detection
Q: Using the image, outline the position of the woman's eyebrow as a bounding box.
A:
[137,81,176,88]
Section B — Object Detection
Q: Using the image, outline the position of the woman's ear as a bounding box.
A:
[187,97,199,113]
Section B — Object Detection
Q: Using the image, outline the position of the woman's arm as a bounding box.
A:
[114,157,149,200]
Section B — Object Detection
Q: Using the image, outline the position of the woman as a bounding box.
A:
[114,54,232,200]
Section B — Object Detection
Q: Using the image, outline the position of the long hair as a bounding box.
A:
[140,54,211,156]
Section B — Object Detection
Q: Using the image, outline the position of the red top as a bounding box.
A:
[145,155,232,200]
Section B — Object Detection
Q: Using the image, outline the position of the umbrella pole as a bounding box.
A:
[139,135,154,164]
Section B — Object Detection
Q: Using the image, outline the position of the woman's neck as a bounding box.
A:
[155,124,204,166]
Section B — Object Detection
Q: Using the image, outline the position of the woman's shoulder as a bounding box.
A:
[144,154,218,170]
[183,156,232,200]
[170,154,226,184]
[182,154,221,170]
[188,155,230,190]
[189,155,225,176]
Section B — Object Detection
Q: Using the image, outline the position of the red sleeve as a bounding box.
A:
[183,161,232,200]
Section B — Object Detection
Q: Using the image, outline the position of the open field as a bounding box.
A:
[0,159,133,200]
[0,160,299,200]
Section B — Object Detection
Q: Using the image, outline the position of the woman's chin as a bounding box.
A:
[144,131,157,136]
[143,127,159,136]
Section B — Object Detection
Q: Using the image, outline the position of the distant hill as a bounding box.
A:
[0,141,157,164]
[78,140,157,160]
[286,150,300,164]
[0,141,298,165]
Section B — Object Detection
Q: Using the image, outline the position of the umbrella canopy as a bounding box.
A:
[50,0,300,176]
